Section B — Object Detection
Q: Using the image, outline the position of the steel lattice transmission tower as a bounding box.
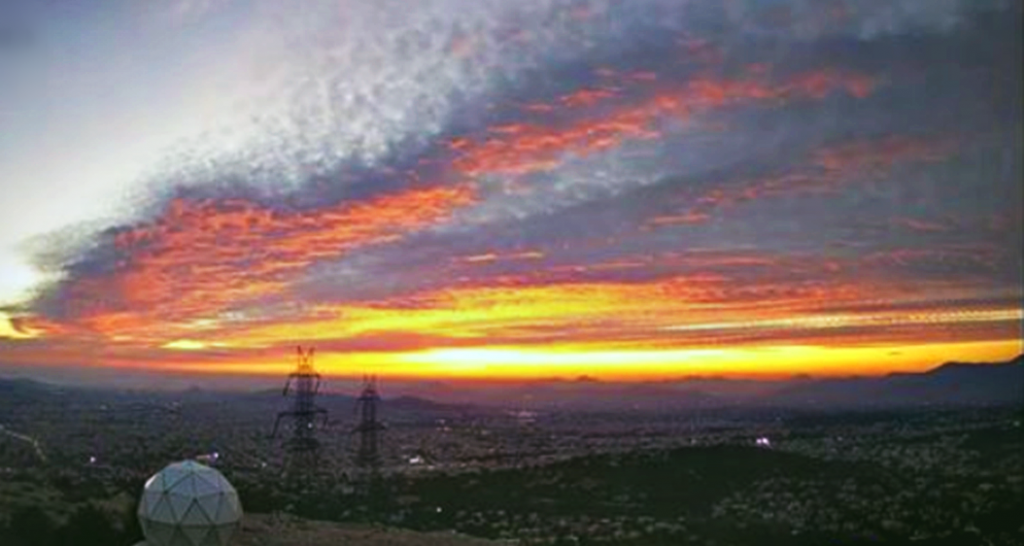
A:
[272,346,329,469]
[354,375,385,468]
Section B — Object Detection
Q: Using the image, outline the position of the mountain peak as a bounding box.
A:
[928,354,1024,375]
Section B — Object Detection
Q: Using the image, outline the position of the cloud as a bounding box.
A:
[446,67,877,180]
[0,311,34,339]
[7,0,1021,379]
[201,270,1022,358]
[166,0,230,23]
[34,183,475,339]
[144,0,699,192]
[647,135,956,223]
[135,0,995,196]
[889,217,950,233]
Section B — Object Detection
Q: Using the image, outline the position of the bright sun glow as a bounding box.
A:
[0,312,34,339]
[153,339,1022,380]
[162,339,212,351]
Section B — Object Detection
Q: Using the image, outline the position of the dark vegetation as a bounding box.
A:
[2,370,1021,546]
[0,502,140,546]
[227,420,1021,546]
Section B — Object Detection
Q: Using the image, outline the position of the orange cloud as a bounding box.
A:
[450,68,878,179]
[784,69,875,99]
[6,315,76,338]
[59,184,476,339]
[15,241,1020,379]
[214,264,1004,351]
[812,136,952,174]
[218,275,727,346]
[559,87,619,108]
[136,266,1021,380]
[863,245,1004,271]
[458,250,545,264]
[647,212,711,225]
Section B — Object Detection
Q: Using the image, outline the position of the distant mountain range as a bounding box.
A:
[1,355,1021,412]
[394,355,1024,410]
[766,355,1024,408]
[0,376,58,405]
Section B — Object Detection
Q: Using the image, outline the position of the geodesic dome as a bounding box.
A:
[138,460,243,546]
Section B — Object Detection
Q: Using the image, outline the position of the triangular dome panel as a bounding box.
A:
[142,490,164,516]
[179,474,201,497]
[195,493,222,522]
[214,493,241,523]
[180,524,210,546]
[160,466,189,491]
[138,491,150,515]
[193,473,222,497]
[169,526,191,546]
[149,493,177,523]
[166,491,193,522]
[145,520,176,546]
[181,501,212,526]
[199,470,226,490]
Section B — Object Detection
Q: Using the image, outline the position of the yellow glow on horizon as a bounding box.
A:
[365,340,1021,379]
[661,308,1024,332]
[4,272,1019,380]
[162,338,1022,380]
[216,280,726,346]
[213,280,1021,359]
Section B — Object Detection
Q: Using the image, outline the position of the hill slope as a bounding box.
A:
[768,355,1024,408]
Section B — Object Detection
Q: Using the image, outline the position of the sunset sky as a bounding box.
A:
[1,0,1021,384]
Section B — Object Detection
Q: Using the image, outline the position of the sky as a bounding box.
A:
[0,0,1021,385]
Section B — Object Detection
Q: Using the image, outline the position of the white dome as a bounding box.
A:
[138,460,243,546]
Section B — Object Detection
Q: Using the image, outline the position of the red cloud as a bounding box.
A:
[650,135,954,225]
[559,87,619,108]
[451,68,878,179]
[458,250,545,264]
[813,136,952,174]
[62,184,477,337]
[647,212,711,226]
